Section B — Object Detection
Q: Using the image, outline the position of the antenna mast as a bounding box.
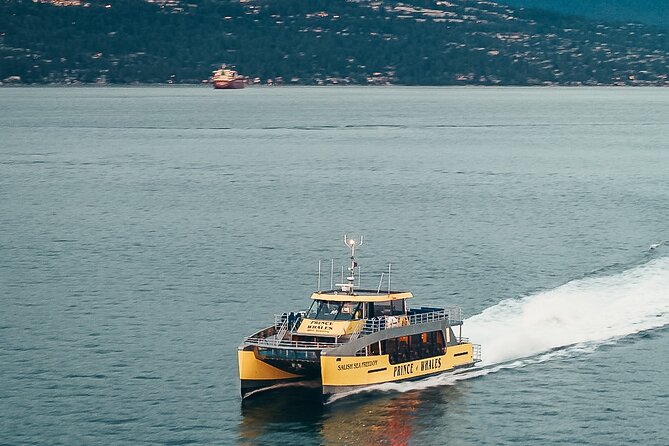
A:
[341,234,363,294]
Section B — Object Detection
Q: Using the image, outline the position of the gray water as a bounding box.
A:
[1,86,668,445]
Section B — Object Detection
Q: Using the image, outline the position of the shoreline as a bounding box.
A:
[1,83,668,88]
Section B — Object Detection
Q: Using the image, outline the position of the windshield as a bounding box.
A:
[306,300,362,320]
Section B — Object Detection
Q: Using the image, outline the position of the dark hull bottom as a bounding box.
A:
[241,378,319,399]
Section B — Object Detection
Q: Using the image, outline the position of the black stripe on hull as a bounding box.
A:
[322,361,476,398]
[241,377,319,399]
[262,358,322,378]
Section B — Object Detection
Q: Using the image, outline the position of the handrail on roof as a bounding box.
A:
[361,308,463,335]
[311,289,413,302]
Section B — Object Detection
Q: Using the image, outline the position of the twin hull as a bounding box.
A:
[238,341,475,398]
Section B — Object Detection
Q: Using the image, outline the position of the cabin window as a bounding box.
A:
[382,331,445,364]
[356,342,381,357]
[337,302,363,320]
[306,300,362,320]
[372,300,404,317]
[306,300,340,320]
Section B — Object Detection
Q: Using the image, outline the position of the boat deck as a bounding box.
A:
[242,306,464,350]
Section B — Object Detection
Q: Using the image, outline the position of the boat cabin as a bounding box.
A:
[292,290,412,341]
[307,290,412,319]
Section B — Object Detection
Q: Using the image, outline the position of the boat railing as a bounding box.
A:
[348,323,364,342]
[273,319,289,345]
[473,344,482,363]
[274,314,283,328]
[361,307,463,335]
[274,311,306,331]
[410,307,463,325]
[244,335,341,350]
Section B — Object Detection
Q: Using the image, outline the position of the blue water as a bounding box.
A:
[1,86,668,445]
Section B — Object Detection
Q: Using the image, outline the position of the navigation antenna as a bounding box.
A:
[341,234,363,294]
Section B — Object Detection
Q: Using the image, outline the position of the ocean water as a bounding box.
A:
[1,86,668,445]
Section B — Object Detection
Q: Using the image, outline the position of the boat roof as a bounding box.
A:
[310,289,413,302]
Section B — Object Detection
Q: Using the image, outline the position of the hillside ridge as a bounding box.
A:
[1,0,668,85]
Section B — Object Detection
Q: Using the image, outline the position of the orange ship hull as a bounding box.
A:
[213,79,245,89]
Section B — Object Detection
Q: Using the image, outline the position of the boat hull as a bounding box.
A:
[213,79,245,89]
[320,342,475,396]
[238,343,476,399]
[238,349,314,398]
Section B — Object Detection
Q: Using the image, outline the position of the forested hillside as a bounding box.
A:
[502,0,669,28]
[1,0,668,85]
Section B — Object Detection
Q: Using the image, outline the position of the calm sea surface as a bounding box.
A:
[1,86,668,445]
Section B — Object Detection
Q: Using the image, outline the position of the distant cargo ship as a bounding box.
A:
[211,67,245,89]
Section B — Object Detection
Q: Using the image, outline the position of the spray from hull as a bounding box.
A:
[327,256,669,402]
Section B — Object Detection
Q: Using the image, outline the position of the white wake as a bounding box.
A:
[328,257,669,401]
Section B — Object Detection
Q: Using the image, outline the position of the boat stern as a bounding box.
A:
[238,346,306,398]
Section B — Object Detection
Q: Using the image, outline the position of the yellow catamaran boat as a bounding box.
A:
[238,236,481,400]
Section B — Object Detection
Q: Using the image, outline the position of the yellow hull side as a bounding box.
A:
[321,343,474,387]
[238,350,303,381]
